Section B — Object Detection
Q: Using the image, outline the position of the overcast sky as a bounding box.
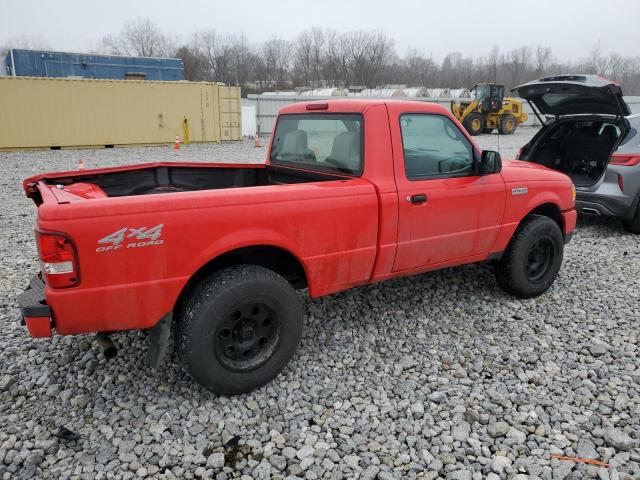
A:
[2,0,639,61]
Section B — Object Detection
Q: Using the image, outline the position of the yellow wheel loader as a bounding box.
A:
[451,84,527,136]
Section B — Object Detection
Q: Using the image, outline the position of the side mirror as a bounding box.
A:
[479,150,502,175]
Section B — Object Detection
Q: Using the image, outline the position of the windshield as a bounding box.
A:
[616,116,640,153]
[269,114,363,175]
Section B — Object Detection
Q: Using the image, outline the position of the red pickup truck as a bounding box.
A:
[19,100,576,394]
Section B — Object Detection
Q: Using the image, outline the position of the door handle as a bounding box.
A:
[407,194,427,204]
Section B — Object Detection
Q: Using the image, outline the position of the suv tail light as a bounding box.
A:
[610,154,640,166]
[36,230,79,288]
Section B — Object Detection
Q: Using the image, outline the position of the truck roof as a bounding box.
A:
[278,99,450,115]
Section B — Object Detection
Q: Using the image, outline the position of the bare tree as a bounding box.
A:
[251,37,291,89]
[534,46,553,76]
[1,35,51,63]
[227,34,252,86]
[101,17,174,57]
[323,30,350,87]
[607,53,625,81]
[586,41,609,76]
[293,28,325,88]
[263,37,290,86]
[197,30,233,83]
[404,48,436,87]
[618,56,640,94]
[487,46,500,83]
[345,30,394,87]
[458,57,475,88]
[504,47,532,87]
[94,19,640,95]
[175,41,206,81]
[441,52,464,87]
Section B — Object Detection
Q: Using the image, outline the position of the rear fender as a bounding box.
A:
[193,229,307,283]
[187,225,375,298]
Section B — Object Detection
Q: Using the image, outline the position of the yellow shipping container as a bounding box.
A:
[0,77,242,150]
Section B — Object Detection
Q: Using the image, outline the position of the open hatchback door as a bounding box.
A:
[513,74,630,118]
[514,75,631,188]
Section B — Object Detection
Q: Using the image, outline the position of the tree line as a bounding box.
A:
[4,18,640,95]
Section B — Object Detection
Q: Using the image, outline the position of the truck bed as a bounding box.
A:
[24,162,352,201]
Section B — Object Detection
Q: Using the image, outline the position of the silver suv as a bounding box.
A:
[514,75,640,233]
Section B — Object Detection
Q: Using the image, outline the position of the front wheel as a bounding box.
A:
[494,215,564,298]
[176,265,303,394]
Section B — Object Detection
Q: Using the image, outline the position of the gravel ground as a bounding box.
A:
[1,129,639,480]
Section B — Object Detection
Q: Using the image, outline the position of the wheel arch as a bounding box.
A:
[173,244,309,316]
[525,202,563,231]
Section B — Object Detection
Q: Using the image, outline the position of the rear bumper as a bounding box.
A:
[17,275,53,338]
[576,193,635,219]
[17,273,183,337]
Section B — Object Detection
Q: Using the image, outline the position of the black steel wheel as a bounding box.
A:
[524,237,555,283]
[214,302,280,372]
[494,215,564,298]
[176,265,303,394]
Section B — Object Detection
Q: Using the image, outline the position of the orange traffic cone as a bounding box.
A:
[78,159,85,170]
[173,135,180,150]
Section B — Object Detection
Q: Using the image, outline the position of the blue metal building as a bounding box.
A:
[4,49,184,81]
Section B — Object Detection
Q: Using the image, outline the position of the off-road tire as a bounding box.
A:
[622,203,640,234]
[494,215,564,298]
[499,114,518,135]
[176,265,303,394]
[463,113,485,136]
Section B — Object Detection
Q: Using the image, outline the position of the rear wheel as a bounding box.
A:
[494,215,564,298]
[176,265,303,394]
[499,114,518,135]
[463,113,485,136]
[622,203,640,234]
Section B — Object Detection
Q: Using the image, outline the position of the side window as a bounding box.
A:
[400,114,474,180]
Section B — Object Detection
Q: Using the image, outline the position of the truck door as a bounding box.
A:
[390,109,506,272]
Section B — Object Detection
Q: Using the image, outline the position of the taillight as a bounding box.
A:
[610,154,640,166]
[36,231,79,288]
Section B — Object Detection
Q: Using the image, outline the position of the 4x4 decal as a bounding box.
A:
[96,224,164,252]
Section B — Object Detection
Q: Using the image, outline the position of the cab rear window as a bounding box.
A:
[269,114,363,175]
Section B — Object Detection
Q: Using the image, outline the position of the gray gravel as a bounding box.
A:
[1,129,639,479]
